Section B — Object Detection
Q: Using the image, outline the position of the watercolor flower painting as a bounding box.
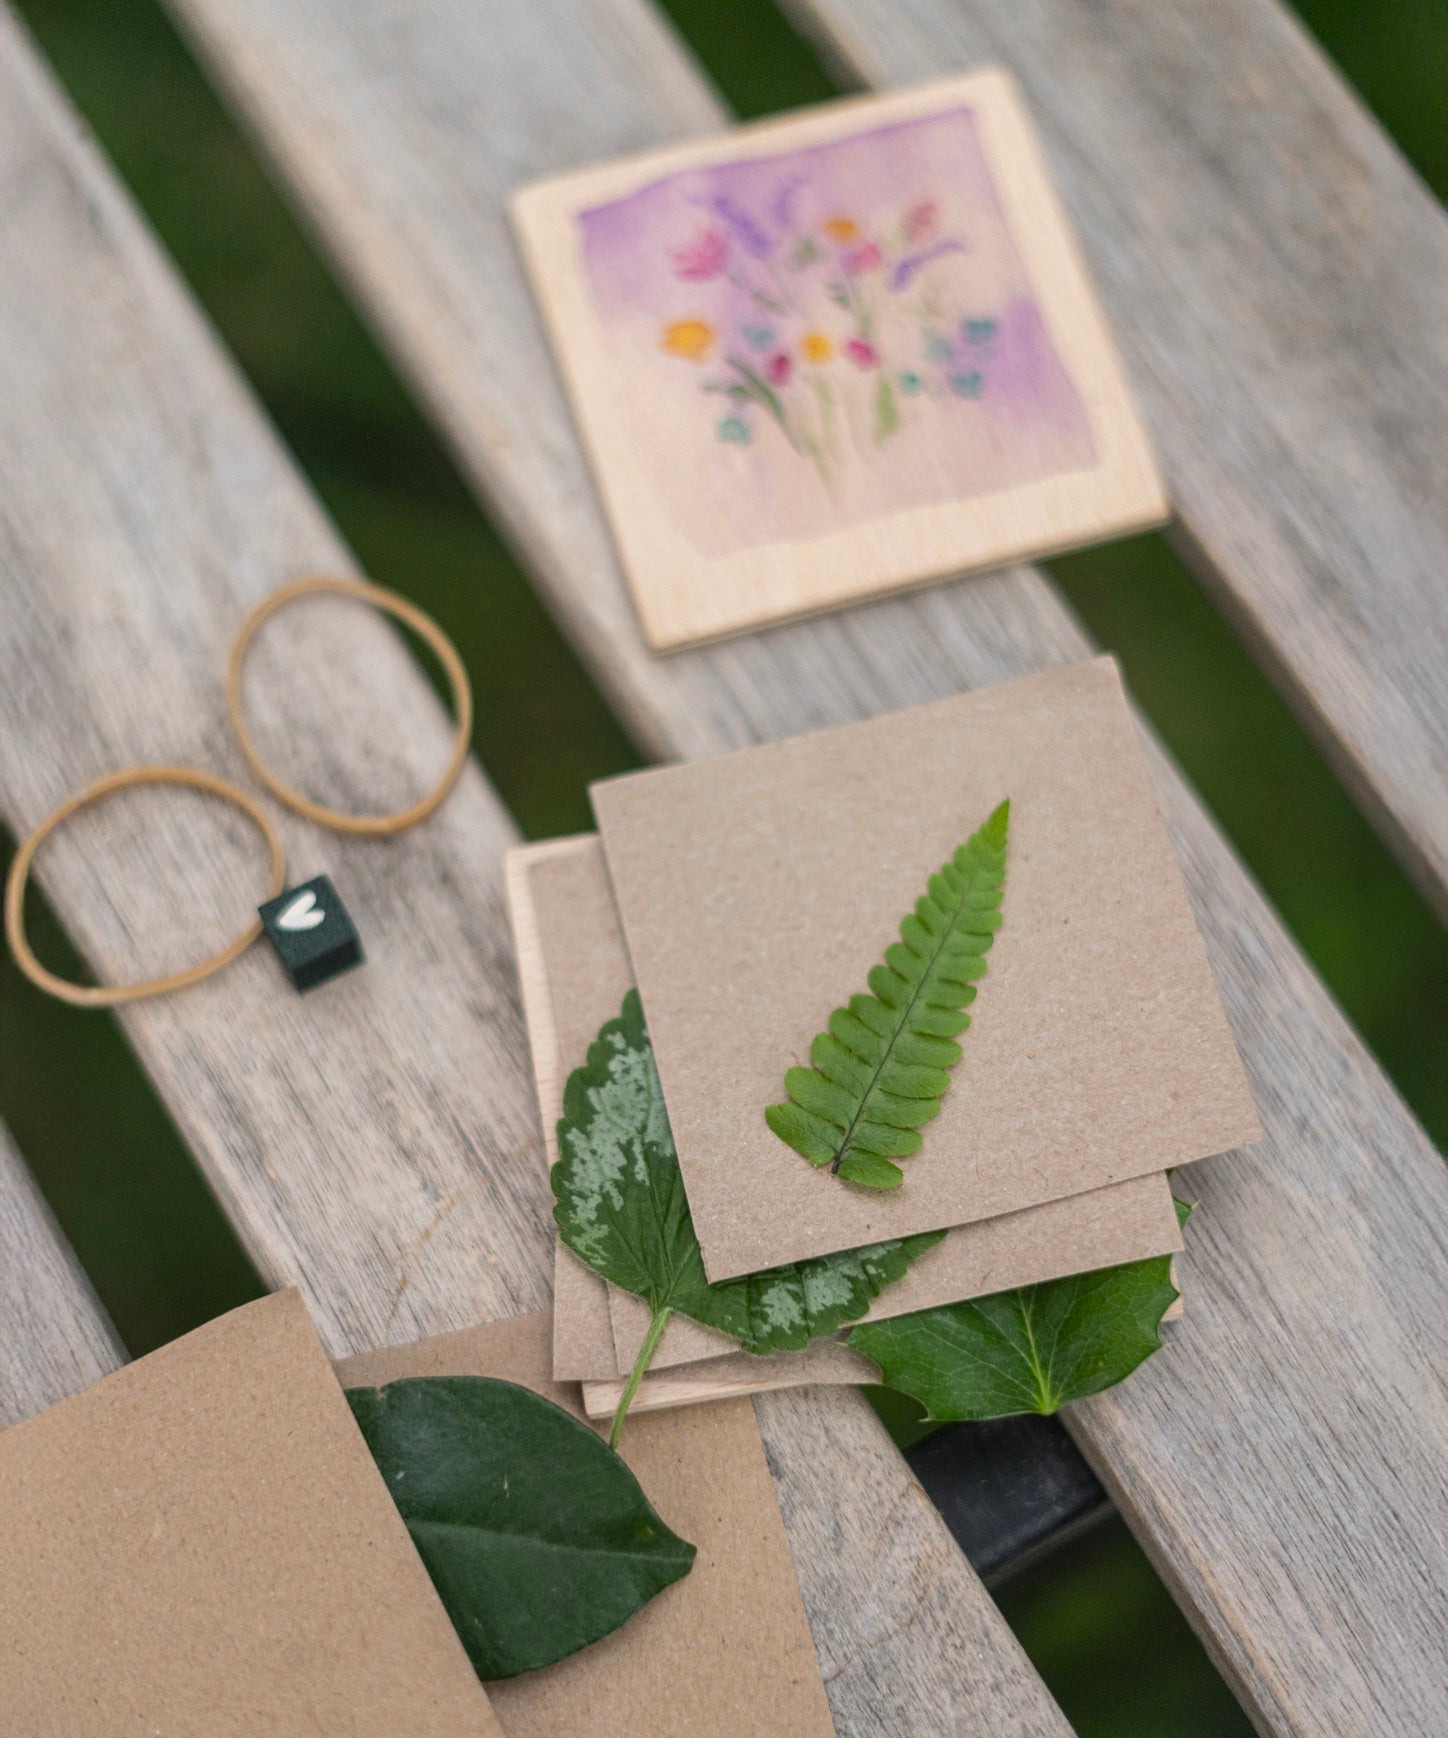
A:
[578,106,1097,554]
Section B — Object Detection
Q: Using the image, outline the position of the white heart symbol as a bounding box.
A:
[277,890,326,931]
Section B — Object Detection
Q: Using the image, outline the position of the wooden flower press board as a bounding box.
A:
[512,70,1166,648]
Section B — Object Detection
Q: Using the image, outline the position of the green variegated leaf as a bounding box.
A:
[848,1204,1188,1421]
[554,987,944,1353]
[766,801,1009,1190]
[552,987,944,1441]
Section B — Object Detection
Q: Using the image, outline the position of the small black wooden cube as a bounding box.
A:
[258,874,364,992]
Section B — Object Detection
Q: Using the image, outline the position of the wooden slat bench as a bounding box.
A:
[776,0,1448,925]
[0,1120,123,1426]
[144,1,1448,1731]
[163,0,1448,930]
[2,3,1445,1733]
[0,13,1068,1734]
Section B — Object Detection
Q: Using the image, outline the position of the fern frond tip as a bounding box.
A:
[837,1154,904,1189]
[765,800,1011,1190]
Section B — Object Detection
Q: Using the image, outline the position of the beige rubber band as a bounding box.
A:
[226,575,473,836]
[5,766,286,1007]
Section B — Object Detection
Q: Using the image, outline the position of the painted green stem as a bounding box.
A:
[725,354,799,448]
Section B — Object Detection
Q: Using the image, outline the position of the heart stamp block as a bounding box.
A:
[259,874,364,991]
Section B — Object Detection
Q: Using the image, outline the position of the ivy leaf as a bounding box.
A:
[553,988,944,1441]
[766,800,1009,1190]
[346,1375,695,1678]
[847,1205,1187,1420]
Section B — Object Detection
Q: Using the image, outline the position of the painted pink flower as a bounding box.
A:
[844,337,879,369]
[844,241,883,275]
[905,199,939,243]
[766,350,792,386]
[671,227,727,281]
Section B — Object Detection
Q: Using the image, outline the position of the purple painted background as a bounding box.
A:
[579,106,1095,554]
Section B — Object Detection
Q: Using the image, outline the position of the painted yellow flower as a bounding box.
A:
[821,217,860,242]
[801,331,833,364]
[660,319,715,363]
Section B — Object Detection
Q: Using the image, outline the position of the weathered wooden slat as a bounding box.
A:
[0,15,1068,1734]
[776,0,1448,925]
[167,0,1448,930]
[0,1121,123,1427]
[154,0,1448,1729]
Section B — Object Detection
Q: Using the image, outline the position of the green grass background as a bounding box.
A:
[1,2,1443,1733]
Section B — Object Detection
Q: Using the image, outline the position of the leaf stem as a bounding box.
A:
[609,1305,673,1450]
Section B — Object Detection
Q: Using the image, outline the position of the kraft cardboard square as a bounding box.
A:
[506,827,1183,1391]
[0,1291,501,1738]
[592,657,1261,1282]
[336,1311,837,1738]
[507,838,879,1400]
[506,840,624,1384]
[511,70,1166,648]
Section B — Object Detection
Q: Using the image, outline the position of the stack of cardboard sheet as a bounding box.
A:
[506,659,1260,1417]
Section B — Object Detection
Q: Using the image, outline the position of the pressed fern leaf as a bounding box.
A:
[553,988,945,1442]
[766,799,1009,1191]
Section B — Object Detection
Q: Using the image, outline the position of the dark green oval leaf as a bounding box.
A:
[848,1216,1185,1421]
[346,1375,695,1679]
